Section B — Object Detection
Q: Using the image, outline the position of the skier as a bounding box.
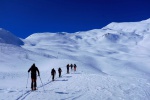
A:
[66,64,70,74]
[74,64,77,71]
[28,63,40,90]
[51,68,56,81]
[58,67,62,77]
[70,64,73,71]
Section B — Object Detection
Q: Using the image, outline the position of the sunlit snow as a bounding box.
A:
[0,19,150,100]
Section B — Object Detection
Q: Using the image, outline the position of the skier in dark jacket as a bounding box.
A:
[28,63,40,90]
[58,67,62,77]
[66,64,70,74]
[51,68,56,81]
[70,64,73,71]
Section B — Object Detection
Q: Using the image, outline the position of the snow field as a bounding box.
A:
[1,71,149,100]
[1,19,150,99]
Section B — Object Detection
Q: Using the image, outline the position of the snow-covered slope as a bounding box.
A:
[0,28,23,46]
[0,18,150,100]
[102,18,150,34]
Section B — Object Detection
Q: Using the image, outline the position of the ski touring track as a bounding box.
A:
[15,69,80,100]
[15,73,68,100]
[4,69,149,100]
[15,70,84,100]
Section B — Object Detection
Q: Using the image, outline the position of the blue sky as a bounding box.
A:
[0,0,150,38]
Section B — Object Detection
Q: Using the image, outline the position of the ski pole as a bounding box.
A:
[26,73,29,88]
[39,76,45,91]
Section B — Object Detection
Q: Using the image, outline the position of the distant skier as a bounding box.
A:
[58,67,62,77]
[66,64,70,74]
[51,68,56,81]
[74,64,77,71]
[28,63,40,90]
[70,64,73,71]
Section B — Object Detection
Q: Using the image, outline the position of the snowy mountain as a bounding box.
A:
[0,19,150,100]
[0,28,23,46]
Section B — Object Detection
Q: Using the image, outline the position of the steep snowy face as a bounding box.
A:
[0,28,24,46]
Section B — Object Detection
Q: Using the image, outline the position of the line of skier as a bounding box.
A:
[28,63,77,91]
[66,64,77,74]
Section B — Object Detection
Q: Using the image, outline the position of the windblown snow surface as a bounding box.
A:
[0,19,150,100]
